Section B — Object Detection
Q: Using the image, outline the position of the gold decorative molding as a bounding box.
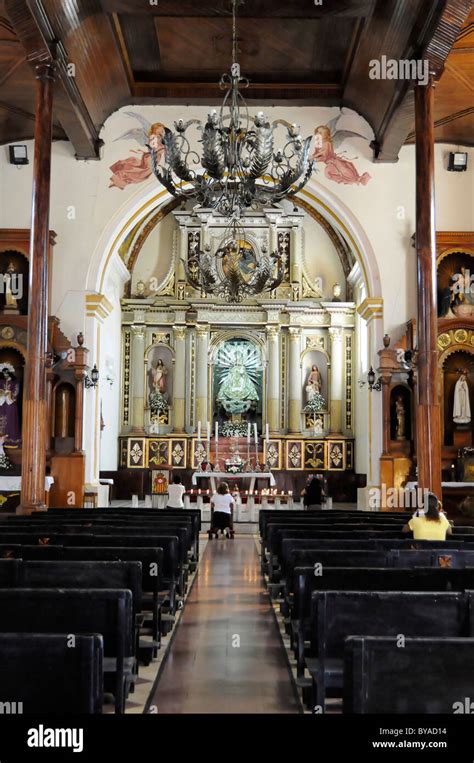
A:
[357,297,383,322]
[173,326,186,341]
[438,327,474,367]
[85,293,114,322]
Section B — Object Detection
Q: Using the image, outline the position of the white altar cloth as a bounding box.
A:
[0,476,54,491]
[192,471,275,493]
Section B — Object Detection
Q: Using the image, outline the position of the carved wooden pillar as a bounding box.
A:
[414,78,442,499]
[381,374,392,456]
[45,367,54,455]
[19,61,55,514]
[73,337,89,454]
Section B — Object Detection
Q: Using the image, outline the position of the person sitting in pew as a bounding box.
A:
[301,474,324,511]
[167,475,186,509]
[403,492,452,541]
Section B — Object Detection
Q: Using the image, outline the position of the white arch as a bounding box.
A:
[86,176,383,491]
[86,176,382,300]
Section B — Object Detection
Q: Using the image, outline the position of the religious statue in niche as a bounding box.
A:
[217,351,259,415]
[395,395,406,440]
[438,254,474,319]
[214,341,262,433]
[152,359,168,394]
[3,262,20,313]
[305,364,322,401]
[453,370,471,425]
[304,363,327,425]
[149,358,169,417]
[0,364,21,447]
[109,112,166,190]
[311,110,371,187]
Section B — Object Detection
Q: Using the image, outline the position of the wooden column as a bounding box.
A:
[381,375,392,456]
[18,61,55,514]
[414,78,442,499]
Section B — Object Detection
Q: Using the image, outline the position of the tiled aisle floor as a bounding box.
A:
[150,535,301,713]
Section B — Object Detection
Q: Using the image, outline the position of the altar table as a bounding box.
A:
[0,476,54,511]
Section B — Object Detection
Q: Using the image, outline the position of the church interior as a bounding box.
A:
[0,0,473,738]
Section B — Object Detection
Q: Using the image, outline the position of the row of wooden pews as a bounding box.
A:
[260,508,474,714]
[0,507,201,714]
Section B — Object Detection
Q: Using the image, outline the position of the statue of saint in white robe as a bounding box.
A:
[453,374,471,424]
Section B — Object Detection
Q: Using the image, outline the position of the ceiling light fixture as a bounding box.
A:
[148,0,314,217]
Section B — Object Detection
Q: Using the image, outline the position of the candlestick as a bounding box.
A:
[245,435,252,472]
[214,422,220,471]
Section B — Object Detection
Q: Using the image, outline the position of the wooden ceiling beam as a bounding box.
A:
[360,0,472,162]
[130,80,342,103]
[99,0,374,19]
[4,0,103,158]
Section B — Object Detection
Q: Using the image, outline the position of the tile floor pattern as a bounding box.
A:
[150,535,301,713]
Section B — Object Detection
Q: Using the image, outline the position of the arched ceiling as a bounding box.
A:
[0,0,471,160]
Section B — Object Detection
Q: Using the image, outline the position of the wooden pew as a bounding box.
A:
[0,532,181,613]
[0,588,134,714]
[291,566,474,676]
[0,633,103,714]
[16,560,143,670]
[344,636,474,714]
[307,591,468,711]
[0,543,166,641]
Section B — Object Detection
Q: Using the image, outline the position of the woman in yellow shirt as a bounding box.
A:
[403,492,452,541]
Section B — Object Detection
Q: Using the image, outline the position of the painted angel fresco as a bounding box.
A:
[311,110,371,186]
[109,112,165,190]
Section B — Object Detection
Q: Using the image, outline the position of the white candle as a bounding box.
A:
[206,421,210,442]
[197,420,201,440]
[254,423,258,444]
[265,423,270,442]
[247,423,251,443]
[215,422,219,441]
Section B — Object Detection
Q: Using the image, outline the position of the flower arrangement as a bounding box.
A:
[225,460,244,474]
[149,390,169,415]
[304,392,326,413]
[220,421,249,438]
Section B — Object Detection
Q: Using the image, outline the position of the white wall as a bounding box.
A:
[0,105,472,479]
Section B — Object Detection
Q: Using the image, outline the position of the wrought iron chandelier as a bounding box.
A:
[148,0,314,217]
[184,218,285,303]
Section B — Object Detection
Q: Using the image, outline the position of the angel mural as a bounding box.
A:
[311,110,371,187]
[109,112,166,190]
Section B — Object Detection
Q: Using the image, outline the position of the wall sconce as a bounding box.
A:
[85,364,99,388]
[367,366,382,391]
[9,144,29,166]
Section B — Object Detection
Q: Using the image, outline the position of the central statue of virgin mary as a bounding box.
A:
[217,351,259,415]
